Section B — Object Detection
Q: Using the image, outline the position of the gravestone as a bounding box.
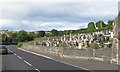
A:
[93,41,99,49]
[78,41,82,49]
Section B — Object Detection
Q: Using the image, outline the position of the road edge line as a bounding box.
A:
[18,48,89,71]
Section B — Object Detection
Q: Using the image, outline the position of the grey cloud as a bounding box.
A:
[0,2,118,31]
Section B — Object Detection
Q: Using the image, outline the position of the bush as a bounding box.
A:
[17,42,23,48]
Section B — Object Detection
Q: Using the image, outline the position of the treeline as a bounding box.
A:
[51,20,113,36]
[0,30,46,44]
[0,20,113,44]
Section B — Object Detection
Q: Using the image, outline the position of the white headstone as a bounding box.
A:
[78,42,82,49]
[111,32,114,38]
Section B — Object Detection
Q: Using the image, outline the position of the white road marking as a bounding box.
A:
[31,52,53,60]
[14,53,17,56]
[7,48,35,69]
[17,56,22,60]
[19,49,53,59]
[19,48,89,71]
[23,60,32,67]
[36,68,40,72]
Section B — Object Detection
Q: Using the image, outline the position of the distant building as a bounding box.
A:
[45,31,51,34]
[0,30,17,35]
[0,30,8,35]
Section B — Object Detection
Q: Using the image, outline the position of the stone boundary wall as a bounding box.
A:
[22,44,119,65]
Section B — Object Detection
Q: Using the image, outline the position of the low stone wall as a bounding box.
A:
[22,44,119,65]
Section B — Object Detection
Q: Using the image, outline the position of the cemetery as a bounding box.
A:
[23,23,119,65]
[28,29,113,50]
[22,10,120,66]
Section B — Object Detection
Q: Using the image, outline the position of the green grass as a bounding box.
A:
[28,37,52,43]
[34,37,48,41]
[17,42,23,48]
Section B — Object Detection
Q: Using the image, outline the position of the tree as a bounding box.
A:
[7,32,18,44]
[0,35,2,42]
[17,30,29,42]
[87,22,96,32]
[58,31,64,36]
[104,25,113,30]
[104,20,113,30]
[28,32,35,40]
[78,28,88,33]
[37,31,46,37]
[95,20,106,29]
[51,29,58,36]
[108,20,113,25]
[1,34,8,43]
[64,30,70,35]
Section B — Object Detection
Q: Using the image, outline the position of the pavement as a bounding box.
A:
[1,45,119,72]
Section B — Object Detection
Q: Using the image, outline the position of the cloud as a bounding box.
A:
[0,19,17,27]
[0,0,119,2]
[0,2,118,31]
[0,19,87,31]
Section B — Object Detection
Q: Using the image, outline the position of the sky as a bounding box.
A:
[0,0,119,31]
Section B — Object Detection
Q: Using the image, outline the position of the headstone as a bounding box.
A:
[93,41,99,49]
[84,41,88,48]
[111,32,114,38]
[78,41,82,49]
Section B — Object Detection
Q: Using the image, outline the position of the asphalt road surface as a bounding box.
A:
[1,45,90,72]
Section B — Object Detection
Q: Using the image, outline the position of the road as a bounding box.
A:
[1,45,90,72]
